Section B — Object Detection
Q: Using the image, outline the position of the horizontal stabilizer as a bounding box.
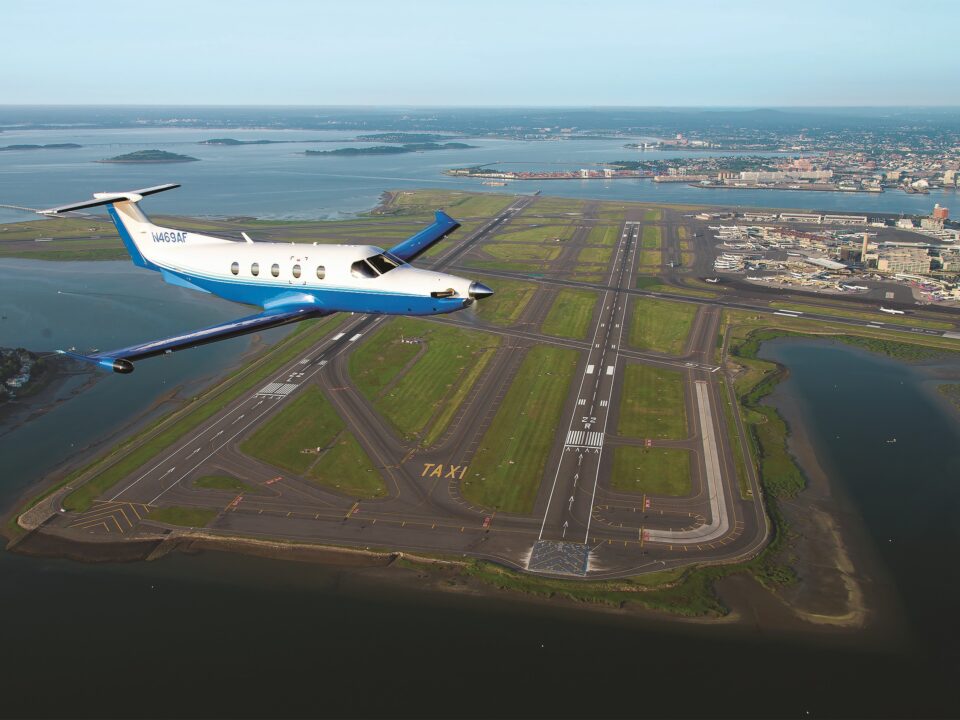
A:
[388,210,460,263]
[60,304,329,373]
[39,183,181,215]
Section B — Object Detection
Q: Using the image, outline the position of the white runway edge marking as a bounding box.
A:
[585,364,595,374]
[644,381,730,544]
[348,333,362,342]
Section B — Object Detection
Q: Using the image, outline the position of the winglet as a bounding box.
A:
[387,210,460,263]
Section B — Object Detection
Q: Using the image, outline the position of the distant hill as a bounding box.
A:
[306,142,475,157]
[0,143,81,151]
[97,149,199,163]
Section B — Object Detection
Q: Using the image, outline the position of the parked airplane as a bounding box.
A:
[39,184,493,373]
[879,306,905,315]
[840,283,868,291]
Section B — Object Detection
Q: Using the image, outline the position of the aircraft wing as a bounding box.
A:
[387,210,460,263]
[60,304,328,373]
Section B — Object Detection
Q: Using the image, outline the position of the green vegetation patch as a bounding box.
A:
[577,247,612,265]
[496,224,573,244]
[147,506,217,527]
[586,224,619,246]
[461,560,725,616]
[643,209,662,222]
[641,225,662,248]
[309,432,386,498]
[472,274,537,325]
[618,364,688,439]
[350,318,499,441]
[481,243,561,264]
[718,378,752,499]
[242,386,348,475]
[628,296,697,355]
[241,386,386,498]
[541,289,599,340]
[610,446,691,496]
[193,475,259,494]
[465,346,578,513]
[938,383,960,411]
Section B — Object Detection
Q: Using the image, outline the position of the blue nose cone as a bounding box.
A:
[468,281,494,300]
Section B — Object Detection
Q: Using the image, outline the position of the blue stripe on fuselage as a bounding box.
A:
[161,266,466,315]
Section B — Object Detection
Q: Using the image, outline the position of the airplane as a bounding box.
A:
[879,306,905,315]
[39,184,493,373]
[840,283,868,291]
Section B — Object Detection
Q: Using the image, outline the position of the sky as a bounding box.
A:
[2,0,959,107]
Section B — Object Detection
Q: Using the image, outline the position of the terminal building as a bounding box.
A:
[877,247,932,274]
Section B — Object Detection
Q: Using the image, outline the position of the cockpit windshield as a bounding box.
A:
[351,253,404,279]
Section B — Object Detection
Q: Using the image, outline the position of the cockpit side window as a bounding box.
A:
[351,260,378,278]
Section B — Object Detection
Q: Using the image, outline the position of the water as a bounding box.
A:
[1,331,958,715]
[1,127,955,224]
[0,259,289,496]
[759,338,960,672]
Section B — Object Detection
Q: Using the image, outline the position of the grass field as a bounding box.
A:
[577,246,612,265]
[628,296,698,355]
[641,226,662,248]
[192,475,259,494]
[717,377,752,499]
[496,225,574,243]
[643,209,662,222]
[586,224,619,246]
[464,346,578,513]
[638,249,661,268]
[610,446,691,496]
[472,274,537,325]
[617,364,688,439]
[241,386,385,497]
[541,289,599,340]
[147,505,218,527]
[481,243,562,263]
[350,318,499,442]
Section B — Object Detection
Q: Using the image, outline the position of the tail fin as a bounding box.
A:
[39,184,227,270]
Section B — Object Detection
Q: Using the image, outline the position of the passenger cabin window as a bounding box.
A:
[316,265,326,280]
[251,262,260,277]
[271,263,280,278]
[292,264,301,279]
[230,261,239,276]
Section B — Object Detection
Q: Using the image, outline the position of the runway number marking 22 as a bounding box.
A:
[421,463,468,480]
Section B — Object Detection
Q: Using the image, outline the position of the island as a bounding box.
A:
[0,143,81,151]
[355,133,460,143]
[96,149,199,164]
[199,138,281,146]
[306,142,474,157]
